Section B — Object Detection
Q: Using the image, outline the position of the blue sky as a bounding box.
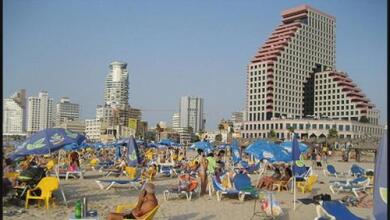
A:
[4,0,387,130]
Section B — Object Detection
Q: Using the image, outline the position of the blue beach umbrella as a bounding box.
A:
[9,128,86,160]
[231,139,241,164]
[245,140,291,163]
[373,134,387,219]
[63,143,81,151]
[146,143,158,148]
[158,139,179,147]
[190,141,213,154]
[280,141,309,153]
[127,136,142,166]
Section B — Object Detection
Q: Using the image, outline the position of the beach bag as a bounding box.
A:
[261,193,283,217]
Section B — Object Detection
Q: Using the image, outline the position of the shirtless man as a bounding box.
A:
[108,183,158,220]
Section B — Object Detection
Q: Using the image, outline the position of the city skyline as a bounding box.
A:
[4,0,387,130]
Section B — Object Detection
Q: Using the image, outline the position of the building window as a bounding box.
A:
[312,124,317,129]
[338,125,343,131]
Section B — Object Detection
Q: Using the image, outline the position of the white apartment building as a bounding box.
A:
[179,96,204,133]
[3,90,27,135]
[243,5,383,139]
[104,61,129,109]
[85,119,102,141]
[172,112,180,128]
[55,97,80,126]
[27,91,54,134]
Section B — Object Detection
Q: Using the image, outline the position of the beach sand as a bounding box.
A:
[3,151,375,220]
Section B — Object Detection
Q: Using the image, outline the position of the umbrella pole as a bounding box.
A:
[56,152,68,207]
[293,161,296,211]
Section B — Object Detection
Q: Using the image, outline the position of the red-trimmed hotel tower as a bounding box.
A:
[243,5,380,139]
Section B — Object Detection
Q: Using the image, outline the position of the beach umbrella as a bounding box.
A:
[245,140,291,163]
[146,143,158,148]
[373,134,387,219]
[291,134,302,211]
[279,141,309,153]
[190,141,213,154]
[231,139,241,164]
[126,135,142,166]
[115,144,122,160]
[9,128,86,160]
[158,139,179,147]
[63,143,81,151]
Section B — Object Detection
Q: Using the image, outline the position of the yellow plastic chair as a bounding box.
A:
[125,167,137,179]
[25,177,60,209]
[115,203,160,220]
[297,175,318,193]
[5,171,20,179]
[90,158,99,171]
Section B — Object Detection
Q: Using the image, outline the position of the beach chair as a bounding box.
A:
[211,175,241,202]
[96,169,142,190]
[233,173,258,201]
[25,177,59,209]
[65,170,84,180]
[329,177,370,197]
[349,164,365,177]
[163,177,199,201]
[115,203,160,220]
[296,175,318,193]
[323,164,347,178]
[272,177,293,192]
[293,166,312,182]
[314,200,365,220]
[89,158,99,171]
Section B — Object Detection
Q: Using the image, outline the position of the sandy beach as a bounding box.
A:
[3,151,375,220]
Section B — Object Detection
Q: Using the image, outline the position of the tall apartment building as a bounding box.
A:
[55,97,80,126]
[172,112,180,128]
[85,119,102,141]
[242,5,382,139]
[104,61,129,109]
[231,112,244,123]
[27,91,54,134]
[179,96,204,133]
[3,89,27,135]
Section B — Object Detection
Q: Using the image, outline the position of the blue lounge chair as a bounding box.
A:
[211,176,241,201]
[329,177,370,197]
[314,200,365,220]
[323,164,347,178]
[233,173,258,201]
[95,170,142,190]
[349,164,365,177]
[293,166,312,182]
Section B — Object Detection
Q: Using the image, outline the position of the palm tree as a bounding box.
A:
[218,123,225,134]
[287,126,295,140]
[328,128,338,138]
[155,123,163,141]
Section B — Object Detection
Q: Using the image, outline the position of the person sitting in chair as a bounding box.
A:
[108,183,158,220]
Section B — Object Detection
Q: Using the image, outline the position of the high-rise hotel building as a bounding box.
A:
[243,5,383,139]
[27,91,54,134]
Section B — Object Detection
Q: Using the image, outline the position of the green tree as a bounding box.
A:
[287,126,295,139]
[191,134,201,143]
[269,129,276,138]
[328,128,338,138]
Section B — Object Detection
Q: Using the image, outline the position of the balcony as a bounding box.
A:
[266,95,273,100]
[266,87,274,91]
[266,99,273,103]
